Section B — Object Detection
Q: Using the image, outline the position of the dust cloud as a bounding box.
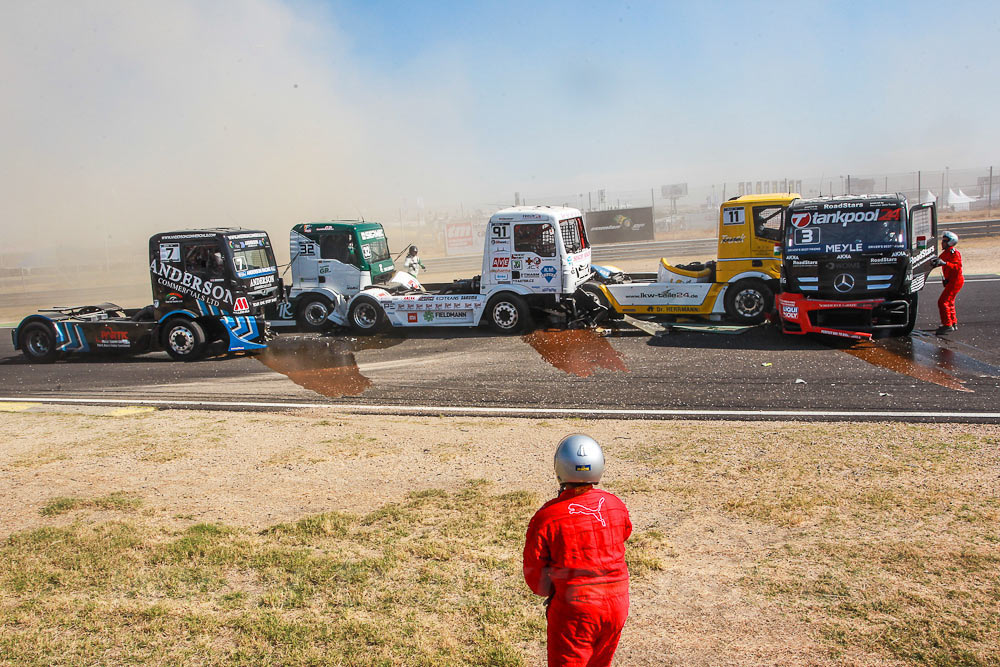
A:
[0,1,486,266]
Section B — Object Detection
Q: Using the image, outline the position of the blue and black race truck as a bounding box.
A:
[777,194,938,339]
[12,229,281,362]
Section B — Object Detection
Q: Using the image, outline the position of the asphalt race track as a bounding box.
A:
[2,277,999,421]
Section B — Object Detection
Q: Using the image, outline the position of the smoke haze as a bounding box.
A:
[2,0,998,260]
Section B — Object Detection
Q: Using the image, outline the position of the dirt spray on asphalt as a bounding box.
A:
[257,335,401,398]
[522,329,628,377]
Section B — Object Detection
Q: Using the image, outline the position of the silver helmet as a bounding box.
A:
[942,231,959,248]
[554,434,605,485]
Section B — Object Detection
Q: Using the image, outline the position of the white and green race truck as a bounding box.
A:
[266,221,421,331]
[340,206,604,334]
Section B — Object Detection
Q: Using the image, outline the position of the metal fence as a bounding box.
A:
[508,165,1000,232]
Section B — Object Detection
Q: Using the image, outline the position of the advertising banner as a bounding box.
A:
[444,222,477,255]
[583,206,655,244]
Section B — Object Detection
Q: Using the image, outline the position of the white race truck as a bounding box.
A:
[266,221,420,331]
[339,206,603,334]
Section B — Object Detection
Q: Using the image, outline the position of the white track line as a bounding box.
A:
[1,396,998,420]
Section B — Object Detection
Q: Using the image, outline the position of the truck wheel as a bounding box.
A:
[161,319,206,361]
[486,294,530,334]
[20,322,60,363]
[898,293,918,336]
[348,297,387,334]
[296,295,332,332]
[724,279,773,325]
[580,283,623,321]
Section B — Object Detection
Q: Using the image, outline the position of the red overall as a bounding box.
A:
[937,246,964,327]
[524,486,632,667]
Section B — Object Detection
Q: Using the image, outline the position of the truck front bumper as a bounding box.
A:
[776,293,911,341]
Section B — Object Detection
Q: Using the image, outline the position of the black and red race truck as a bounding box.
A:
[776,194,938,340]
[12,229,281,362]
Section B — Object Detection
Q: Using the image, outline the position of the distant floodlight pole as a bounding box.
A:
[986,164,994,214]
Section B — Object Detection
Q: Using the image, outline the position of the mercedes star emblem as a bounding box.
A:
[833,273,855,293]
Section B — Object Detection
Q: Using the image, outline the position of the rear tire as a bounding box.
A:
[20,322,59,363]
[724,279,773,325]
[296,295,333,332]
[348,296,387,334]
[161,319,206,361]
[486,293,530,334]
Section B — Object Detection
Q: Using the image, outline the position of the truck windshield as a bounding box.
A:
[559,217,588,253]
[363,238,390,263]
[230,237,276,275]
[786,207,906,253]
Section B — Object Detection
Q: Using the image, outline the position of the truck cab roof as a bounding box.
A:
[790,193,906,210]
[151,229,271,241]
[292,221,384,234]
[727,193,801,204]
[490,206,582,222]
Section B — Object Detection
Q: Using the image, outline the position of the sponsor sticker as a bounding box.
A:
[233,297,250,314]
[359,229,385,241]
[408,312,418,323]
[96,327,130,349]
[781,304,799,319]
[541,266,557,283]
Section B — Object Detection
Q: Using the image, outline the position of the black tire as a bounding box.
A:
[486,293,531,334]
[580,283,623,321]
[296,295,333,332]
[19,322,60,363]
[160,318,206,361]
[348,296,387,334]
[724,279,774,325]
[898,293,918,336]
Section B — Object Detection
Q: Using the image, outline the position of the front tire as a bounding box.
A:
[20,322,59,363]
[486,293,530,334]
[348,296,387,334]
[898,293,918,336]
[161,319,206,361]
[296,295,333,332]
[580,283,622,321]
[724,279,773,325]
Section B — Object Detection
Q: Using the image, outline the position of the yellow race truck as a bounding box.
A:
[584,193,797,324]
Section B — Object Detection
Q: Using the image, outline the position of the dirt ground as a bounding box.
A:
[1,407,998,665]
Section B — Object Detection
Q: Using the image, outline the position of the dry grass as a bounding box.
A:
[1,480,665,666]
[1,411,999,665]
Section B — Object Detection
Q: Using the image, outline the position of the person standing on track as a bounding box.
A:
[523,434,632,667]
[935,231,964,335]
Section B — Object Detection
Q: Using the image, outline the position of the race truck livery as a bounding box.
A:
[777,194,938,339]
[585,193,797,324]
[338,206,603,334]
[266,221,420,331]
[12,229,281,363]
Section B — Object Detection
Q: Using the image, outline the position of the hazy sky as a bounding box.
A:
[1,0,998,252]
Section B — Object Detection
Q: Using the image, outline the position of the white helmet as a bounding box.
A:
[942,231,958,248]
[554,434,605,485]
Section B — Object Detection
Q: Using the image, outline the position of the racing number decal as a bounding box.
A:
[491,224,509,238]
[159,243,180,262]
[795,227,819,244]
[298,242,316,256]
[722,207,745,225]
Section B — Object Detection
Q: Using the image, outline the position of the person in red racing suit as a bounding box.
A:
[523,434,632,667]
[935,231,964,335]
